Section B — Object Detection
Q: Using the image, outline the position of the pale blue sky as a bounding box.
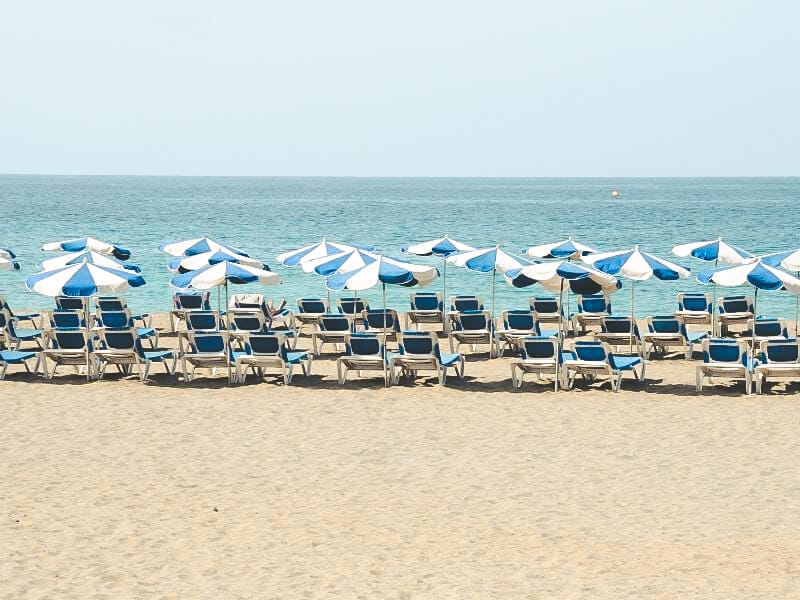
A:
[1,1,798,176]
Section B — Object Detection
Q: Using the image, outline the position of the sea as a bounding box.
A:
[2,175,799,318]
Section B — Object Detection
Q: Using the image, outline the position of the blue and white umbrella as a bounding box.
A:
[403,235,475,331]
[525,237,597,260]
[159,237,249,258]
[585,246,690,352]
[672,238,753,265]
[301,248,377,276]
[698,259,800,347]
[327,254,438,384]
[671,238,754,335]
[170,261,280,290]
[42,237,131,260]
[505,260,620,295]
[26,260,146,297]
[39,250,141,273]
[168,249,266,273]
[0,254,20,272]
[761,249,800,333]
[276,239,370,267]
[447,246,533,322]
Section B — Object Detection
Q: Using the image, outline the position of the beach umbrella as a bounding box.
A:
[25,260,146,379]
[168,249,266,273]
[761,249,800,335]
[326,254,439,385]
[672,238,754,334]
[446,246,532,324]
[39,250,141,273]
[42,237,131,260]
[585,246,690,352]
[0,254,20,272]
[697,259,800,352]
[524,237,597,260]
[158,237,249,258]
[524,237,599,326]
[402,235,475,331]
[277,239,374,306]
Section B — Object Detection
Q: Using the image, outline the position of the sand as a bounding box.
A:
[2,314,800,598]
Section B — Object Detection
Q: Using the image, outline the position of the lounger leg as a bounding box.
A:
[337,361,345,385]
[695,368,703,392]
[0,363,7,380]
[510,365,518,391]
[745,372,751,396]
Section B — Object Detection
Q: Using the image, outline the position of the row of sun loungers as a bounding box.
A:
[1,292,798,395]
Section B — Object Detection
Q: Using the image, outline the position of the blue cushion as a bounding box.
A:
[439,352,461,367]
[0,350,36,363]
[142,350,173,361]
[610,355,642,370]
[285,351,308,364]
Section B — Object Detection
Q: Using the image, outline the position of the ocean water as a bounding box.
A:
[2,175,800,319]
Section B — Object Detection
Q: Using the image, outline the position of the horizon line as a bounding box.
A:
[1,173,800,179]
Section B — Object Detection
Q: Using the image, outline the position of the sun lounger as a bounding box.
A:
[405,292,444,331]
[596,316,643,354]
[449,310,495,356]
[0,349,40,380]
[696,338,753,395]
[170,291,212,332]
[716,295,754,336]
[571,293,611,335]
[674,292,712,329]
[390,331,464,385]
[642,315,708,359]
[294,297,328,333]
[754,339,800,394]
[562,340,645,392]
[93,328,175,381]
[510,336,565,391]
[41,329,93,379]
[311,314,351,356]
[336,333,389,385]
[234,333,311,385]
[495,310,558,354]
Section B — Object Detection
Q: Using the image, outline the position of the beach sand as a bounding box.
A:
[2,314,800,598]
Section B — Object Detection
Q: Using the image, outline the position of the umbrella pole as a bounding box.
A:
[752,287,759,358]
[558,277,566,339]
[796,272,799,337]
[225,281,231,383]
[442,258,448,334]
[383,282,388,387]
[712,258,718,336]
[86,296,92,381]
[630,280,635,355]
[491,267,497,358]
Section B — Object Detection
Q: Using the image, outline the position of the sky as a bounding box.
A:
[1,1,798,177]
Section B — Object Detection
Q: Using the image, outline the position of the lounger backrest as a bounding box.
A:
[187,311,221,331]
[529,297,559,314]
[320,315,351,332]
[247,335,286,358]
[678,293,711,313]
[753,319,784,337]
[648,316,682,335]
[504,310,535,331]
[298,298,327,313]
[602,316,635,334]
[50,310,84,329]
[52,330,88,350]
[97,296,126,312]
[704,340,744,364]
[55,296,86,311]
[455,312,490,331]
[411,294,441,311]
[102,329,137,351]
[97,310,132,329]
[399,333,435,356]
[573,341,609,362]
[175,292,210,310]
[190,333,226,354]
[521,337,557,360]
[338,298,368,315]
[451,296,482,312]
[720,296,751,313]
[578,294,609,314]
[0,309,9,329]
[763,340,800,364]
[230,312,265,332]
[364,310,399,330]
[346,333,382,356]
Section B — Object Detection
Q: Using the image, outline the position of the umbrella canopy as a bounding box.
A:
[326,255,438,291]
[0,247,16,260]
[42,237,131,260]
[168,249,266,273]
[402,235,475,257]
[26,260,146,297]
[276,239,371,267]
[39,250,141,273]
[0,255,20,271]
[159,237,249,258]
[525,237,597,260]
[697,260,800,292]
[170,261,280,290]
[585,246,690,281]
[671,238,753,265]
[505,260,621,295]
[447,246,532,273]
[302,248,377,276]
[761,249,800,272]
